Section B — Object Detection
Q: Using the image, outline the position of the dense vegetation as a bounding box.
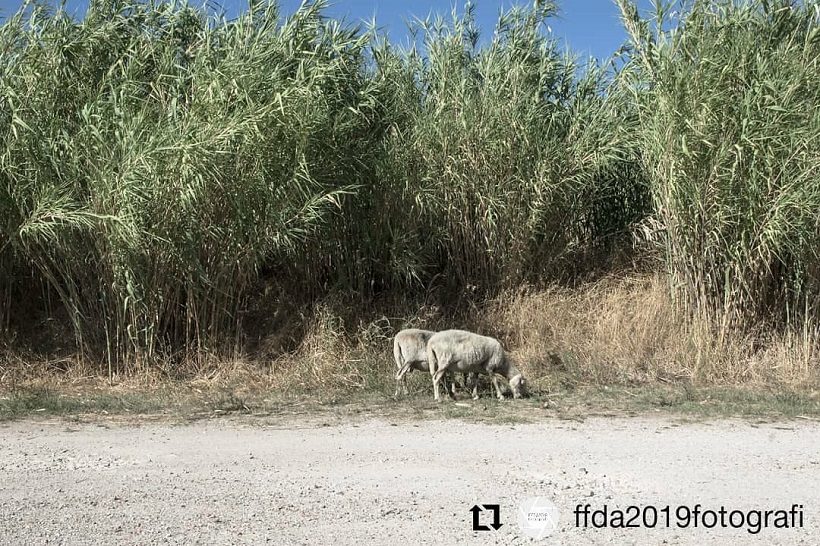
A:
[619,0,820,331]
[1,0,817,378]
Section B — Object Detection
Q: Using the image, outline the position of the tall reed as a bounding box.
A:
[11,0,812,374]
[618,0,820,331]
[0,0,378,368]
[371,2,647,292]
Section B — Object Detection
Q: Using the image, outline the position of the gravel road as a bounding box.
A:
[1,415,818,545]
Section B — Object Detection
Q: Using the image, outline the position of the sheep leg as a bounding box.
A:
[446,374,458,400]
[394,361,416,397]
[396,362,412,381]
[395,373,408,396]
[492,375,505,400]
[467,373,480,400]
[432,369,447,401]
[432,365,449,402]
[393,342,403,398]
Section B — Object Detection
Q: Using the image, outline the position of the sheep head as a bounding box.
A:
[509,374,528,398]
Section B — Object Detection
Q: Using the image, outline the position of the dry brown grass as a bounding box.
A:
[271,305,377,393]
[2,274,818,398]
[490,274,820,388]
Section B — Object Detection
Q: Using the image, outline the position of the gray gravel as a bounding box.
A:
[1,415,819,545]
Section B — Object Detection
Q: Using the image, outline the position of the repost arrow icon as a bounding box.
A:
[484,504,503,530]
[470,505,490,531]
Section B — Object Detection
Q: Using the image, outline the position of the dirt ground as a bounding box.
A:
[1,414,818,545]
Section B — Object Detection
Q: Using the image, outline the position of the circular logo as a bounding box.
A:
[518,497,560,539]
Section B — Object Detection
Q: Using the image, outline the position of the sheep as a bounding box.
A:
[393,328,435,397]
[426,329,527,401]
[393,328,465,398]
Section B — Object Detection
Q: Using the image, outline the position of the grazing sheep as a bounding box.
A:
[426,329,527,401]
[393,329,435,397]
[393,328,464,398]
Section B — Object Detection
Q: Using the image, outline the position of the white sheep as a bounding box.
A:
[393,328,435,397]
[393,328,465,398]
[426,329,527,401]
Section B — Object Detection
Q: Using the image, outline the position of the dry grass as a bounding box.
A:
[3,274,818,403]
[491,274,819,388]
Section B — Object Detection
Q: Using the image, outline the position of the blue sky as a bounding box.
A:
[0,0,655,61]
